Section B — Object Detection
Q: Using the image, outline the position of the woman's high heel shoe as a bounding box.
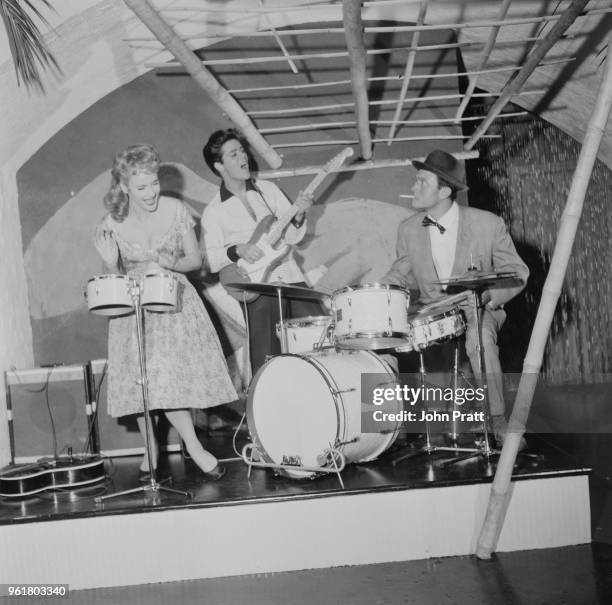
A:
[203,463,226,481]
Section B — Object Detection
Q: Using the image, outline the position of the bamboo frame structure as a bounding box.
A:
[125,6,612,42]
[147,37,548,69]
[454,0,512,120]
[465,0,591,150]
[475,29,612,560]
[387,0,429,144]
[342,0,372,159]
[245,90,545,117]
[226,60,573,94]
[256,150,479,179]
[270,135,500,149]
[123,0,282,169]
[257,111,526,134]
[257,0,299,74]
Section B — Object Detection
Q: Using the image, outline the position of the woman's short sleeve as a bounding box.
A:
[176,201,196,235]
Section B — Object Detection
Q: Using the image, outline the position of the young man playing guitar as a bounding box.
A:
[201,129,323,373]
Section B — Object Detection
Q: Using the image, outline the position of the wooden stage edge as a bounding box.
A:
[0,463,591,591]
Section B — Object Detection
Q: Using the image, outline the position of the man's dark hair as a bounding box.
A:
[436,175,458,202]
[202,128,246,176]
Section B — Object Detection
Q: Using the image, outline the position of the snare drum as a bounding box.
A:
[247,349,401,479]
[86,274,134,316]
[141,273,178,312]
[332,283,411,350]
[276,315,333,353]
[399,308,466,352]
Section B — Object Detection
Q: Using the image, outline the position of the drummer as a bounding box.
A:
[380,150,529,447]
[201,129,324,373]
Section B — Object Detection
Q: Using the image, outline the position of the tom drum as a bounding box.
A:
[276,315,334,353]
[332,283,411,350]
[141,272,178,312]
[85,274,134,316]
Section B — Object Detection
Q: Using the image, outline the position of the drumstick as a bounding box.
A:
[418,290,469,314]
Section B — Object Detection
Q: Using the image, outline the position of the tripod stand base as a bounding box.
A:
[392,441,483,466]
[95,476,193,504]
[439,441,540,468]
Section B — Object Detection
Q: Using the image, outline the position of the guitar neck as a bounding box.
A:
[262,147,353,246]
[262,196,308,246]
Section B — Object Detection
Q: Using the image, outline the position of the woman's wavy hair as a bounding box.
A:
[104,144,160,222]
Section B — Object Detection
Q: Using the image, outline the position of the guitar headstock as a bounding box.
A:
[301,147,355,201]
[324,147,354,173]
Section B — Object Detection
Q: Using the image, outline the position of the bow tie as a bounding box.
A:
[422,215,446,234]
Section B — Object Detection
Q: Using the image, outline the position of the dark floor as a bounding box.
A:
[0,430,589,525]
[5,543,612,604]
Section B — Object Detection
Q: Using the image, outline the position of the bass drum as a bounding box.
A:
[247,349,401,479]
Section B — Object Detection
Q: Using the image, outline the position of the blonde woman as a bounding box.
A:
[94,144,237,480]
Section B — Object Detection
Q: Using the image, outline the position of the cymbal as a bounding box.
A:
[434,271,521,290]
[224,281,328,300]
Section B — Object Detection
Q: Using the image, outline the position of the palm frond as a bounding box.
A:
[0,0,61,91]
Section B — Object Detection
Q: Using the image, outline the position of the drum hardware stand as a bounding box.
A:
[241,443,346,488]
[274,285,289,354]
[439,289,538,467]
[436,288,501,468]
[392,351,478,467]
[241,293,254,386]
[314,322,334,351]
[95,282,192,504]
[445,341,477,445]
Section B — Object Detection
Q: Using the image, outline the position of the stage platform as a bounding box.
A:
[0,433,591,590]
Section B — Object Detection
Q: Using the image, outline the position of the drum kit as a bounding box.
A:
[86,272,193,503]
[84,269,523,492]
[229,271,522,484]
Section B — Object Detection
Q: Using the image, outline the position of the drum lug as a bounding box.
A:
[335,436,359,448]
[333,387,357,395]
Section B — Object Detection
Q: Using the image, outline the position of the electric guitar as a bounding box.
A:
[220,147,354,301]
[0,454,105,498]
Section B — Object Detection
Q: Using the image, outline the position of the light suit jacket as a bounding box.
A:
[382,205,529,308]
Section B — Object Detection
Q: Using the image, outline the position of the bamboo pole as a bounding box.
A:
[227,60,573,94]
[246,90,544,117]
[387,0,429,145]
[257,111,526,134]
[257,150,479,179]
[160,2,339,14]
[455,0,512,121]
[147,38,544,69]
[125,7,612,41]
[464,0,590,151]
[475,29,612,560]
[161,0,421,10]
[343,0,372,159]
[257,0,298,74]
[270,135,499,149]
[122,0,282,169]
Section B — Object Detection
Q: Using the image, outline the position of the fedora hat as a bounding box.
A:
[412,150,468,191]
